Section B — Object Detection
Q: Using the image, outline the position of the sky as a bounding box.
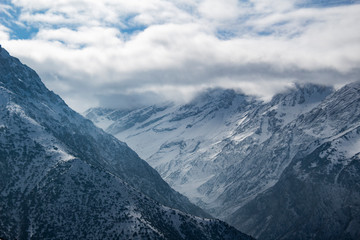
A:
[0,0,360,112]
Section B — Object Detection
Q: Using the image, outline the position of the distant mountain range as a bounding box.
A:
[0,46,252,239]
[86,80,360,239]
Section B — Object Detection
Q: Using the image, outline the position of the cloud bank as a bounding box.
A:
[1,0,360,111]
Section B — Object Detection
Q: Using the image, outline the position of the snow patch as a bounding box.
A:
[232,131,253,143]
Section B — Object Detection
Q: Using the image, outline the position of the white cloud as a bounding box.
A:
[1,0,360,111]
[198,0,242,21]
[0,4,13,18]
[36,27,123,47]
[11,0,195,28]
[250,0,296,13]
[0,25,10,41]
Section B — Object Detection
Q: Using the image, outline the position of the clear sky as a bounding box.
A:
[1,0,360,112]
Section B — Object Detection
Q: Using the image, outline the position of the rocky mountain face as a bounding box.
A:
[0,46,252,239]
[231,82,360,239]
[86,78,360,239]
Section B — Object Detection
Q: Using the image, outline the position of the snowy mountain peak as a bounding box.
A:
[334,80,360,97]
[271,83,334,107]
[190,88,237,105]
[0,45,10,59]
[185,88,250,110]
[0,45,60,108]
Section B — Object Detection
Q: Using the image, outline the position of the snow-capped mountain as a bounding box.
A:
[231,82,360,239]
[0,46,252,239]
[85,83,333,213]
[85,89,258,209]
[86,79,360,238]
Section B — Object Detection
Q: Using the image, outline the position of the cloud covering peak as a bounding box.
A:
[1,0,359,111]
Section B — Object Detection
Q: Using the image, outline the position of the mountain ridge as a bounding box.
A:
[86,80,360,239]
[0,45,252,239]
[85,83,335,215]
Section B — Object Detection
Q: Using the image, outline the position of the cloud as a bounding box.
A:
[0,25,10,41]
[198,0,242,21]
[36,27,123,47]
[0,3,13,18]
[1,0,360,112]
[250,0,295,13]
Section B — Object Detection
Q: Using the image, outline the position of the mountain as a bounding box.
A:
[85,89,258,207]
[0,45,252,239]
[86,80,360,239]
[231,82,360,239]
[85,83,333,215]
[194,84,336,218]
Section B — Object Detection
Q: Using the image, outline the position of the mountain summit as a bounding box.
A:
[0,45,252,239]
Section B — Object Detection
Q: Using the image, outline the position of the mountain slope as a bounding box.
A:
[85,83,334,218]
[229,82,360,239]
[196,84,334,217]
[231,128,360,240]
[0,44,208,219]
[86,80,360,239]
[0,45,251,239]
